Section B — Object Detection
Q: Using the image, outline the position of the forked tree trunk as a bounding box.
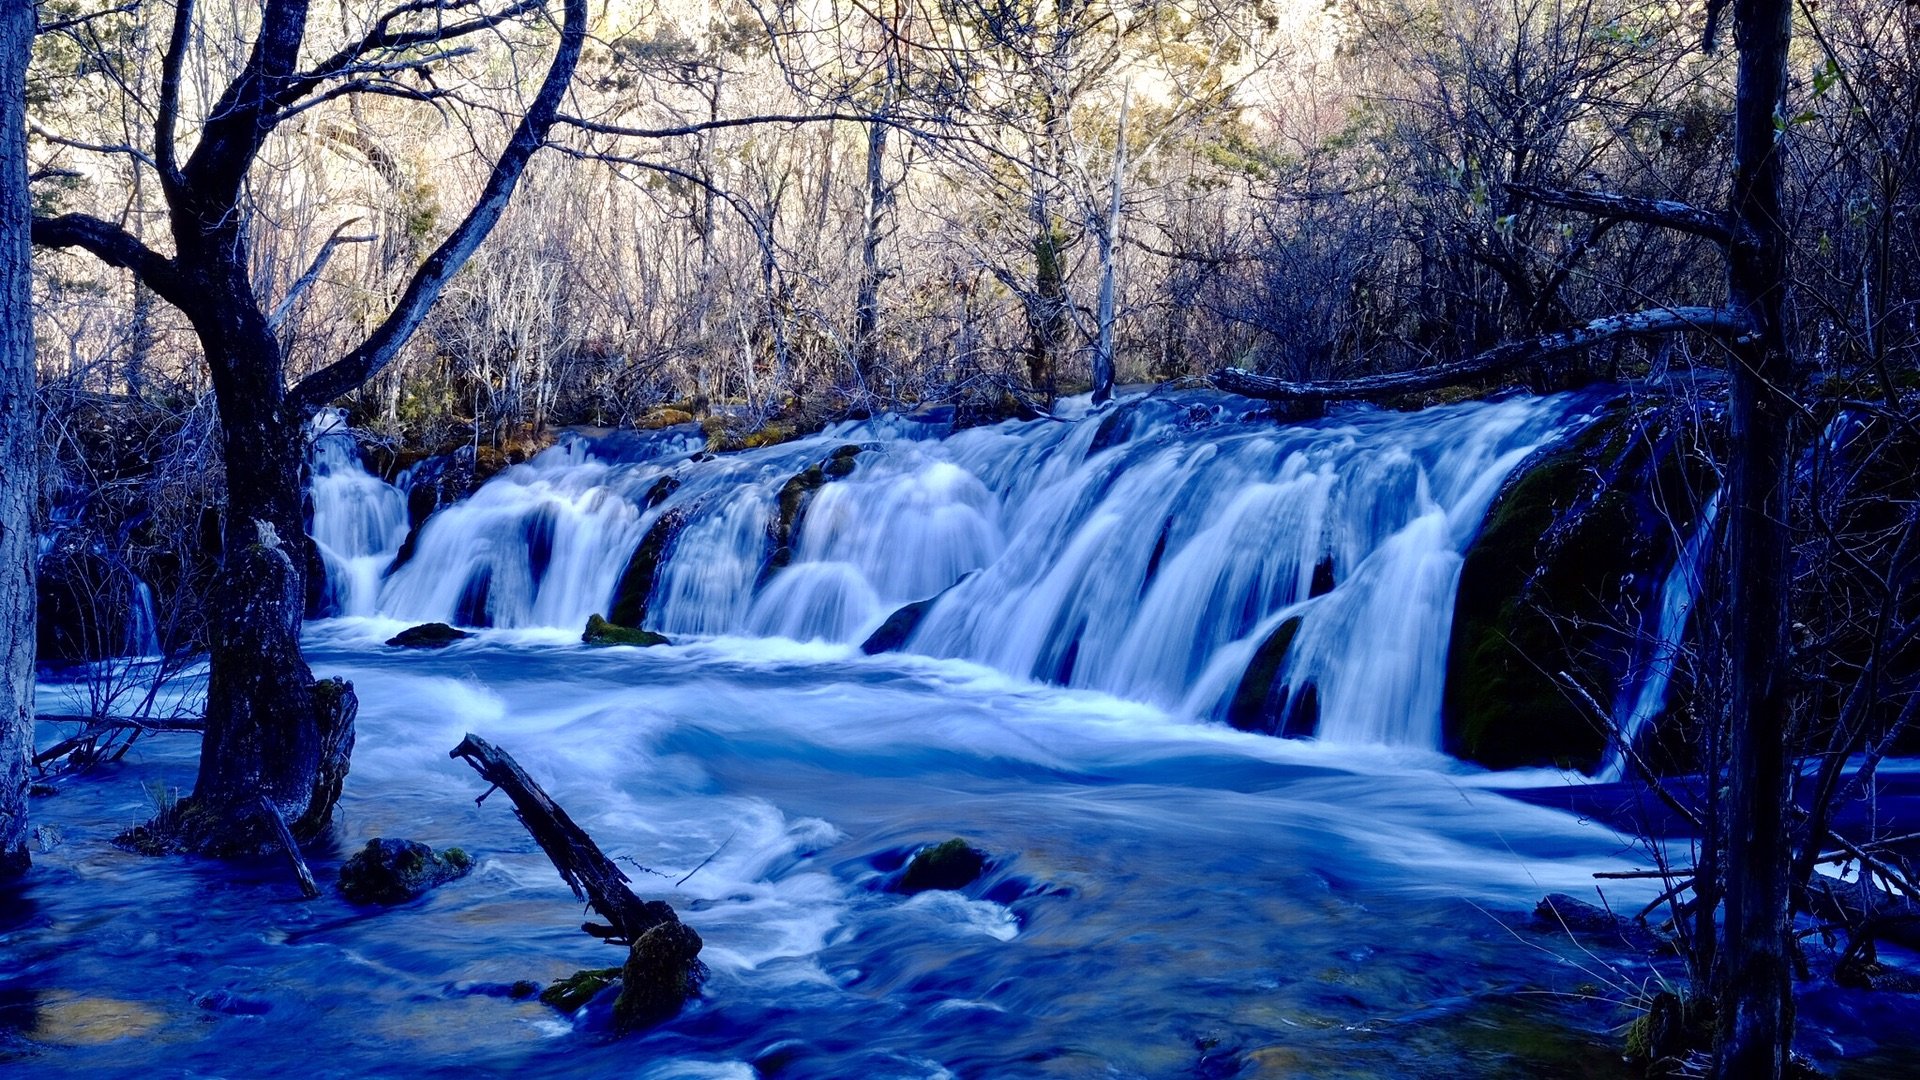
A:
[0,0,35,879]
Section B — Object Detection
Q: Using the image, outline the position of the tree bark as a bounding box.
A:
[1091,86,1128,406]
[1715,0,1798,1075]
[0,0,35,879]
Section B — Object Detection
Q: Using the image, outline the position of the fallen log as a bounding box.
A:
[450,733,705,1029]
[1211,306,1751,403]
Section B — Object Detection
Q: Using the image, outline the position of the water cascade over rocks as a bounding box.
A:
[322,391,1598,751]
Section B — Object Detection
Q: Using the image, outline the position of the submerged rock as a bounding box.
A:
[614,921,708,1031]
[539,967,622,1012]
[1226,617,1305,735]
[385,622,472,648]
[1532,892,1617,933]
[894,838,988,894]
[337,838,473,904]
[583,614,669,648]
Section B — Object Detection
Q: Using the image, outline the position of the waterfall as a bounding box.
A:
[310,413,409,617]
[125,577,162,656]
[316,391,1593,751]
[1598,492,1721,780]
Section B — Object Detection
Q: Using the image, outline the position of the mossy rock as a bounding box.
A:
[637,407,695,430]
[894,838,988,894]
[583,614,669,648]
[385,622,472,649]
[614,921,707,1032]
[609,505,689,628]
[1443,397,1722,772]
[761,446,864,587]
[539,967,623,1013]
[337,838,474,905]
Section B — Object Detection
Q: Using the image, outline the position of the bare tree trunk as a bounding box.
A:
[0,0,34,879]
[1091,86,1129,405]
[854,115,892,385]
[1715,0,1798,1075]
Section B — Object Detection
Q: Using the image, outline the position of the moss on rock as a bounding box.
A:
[614,921,707,1032]
[337,838,474,905]
[539,967,622,1012]
[609,505,689,628]
[583,614,669,648]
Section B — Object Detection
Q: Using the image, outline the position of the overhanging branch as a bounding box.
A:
[1211,307,1752,403]
[30,213,190,309]
[1506,183,1738,246]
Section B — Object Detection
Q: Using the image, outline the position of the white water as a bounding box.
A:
[327,391,1590,750]
[311,417,409,617]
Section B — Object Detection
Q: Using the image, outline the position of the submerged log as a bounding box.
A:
[450,733,705,1029]
[1211,307,1751,403]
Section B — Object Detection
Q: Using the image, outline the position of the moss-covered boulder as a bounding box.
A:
[1444,397,1720,771]
[583,614,669,648]
[337,838,473,904]
[894,838,989,894]
[614,921,708,1032]
[760,446,864,586]
[539,967,622,1012]
[609,504,689,628]
[385,622,472,648]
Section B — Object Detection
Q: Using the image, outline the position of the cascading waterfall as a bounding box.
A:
[320,391,1594,751]
[310,415,409,617]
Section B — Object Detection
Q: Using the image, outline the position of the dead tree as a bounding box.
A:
[451,734,705,1030]
[29,0,588,852]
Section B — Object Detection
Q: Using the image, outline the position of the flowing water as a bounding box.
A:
[7,392,1915,1077]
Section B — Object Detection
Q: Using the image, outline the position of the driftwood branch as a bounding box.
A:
[1505,183,1739,246]
[257,796,320,899]
[449,733,677,945]
[1211,306,1752,403]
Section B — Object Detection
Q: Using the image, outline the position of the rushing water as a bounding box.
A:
[337,390,1586,750]
[9,392,1916,1077]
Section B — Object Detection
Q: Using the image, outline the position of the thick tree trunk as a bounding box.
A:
[0,0,35,880]
[1715,0,1797,1075]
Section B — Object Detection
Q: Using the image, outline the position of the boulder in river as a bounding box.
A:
[338,838,473,904]
[583,614,669,647]
[384,622,472,648]
[893,838,989,894]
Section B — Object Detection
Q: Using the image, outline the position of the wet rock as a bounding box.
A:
[1532,892,1617,933]
[1226,617,1306,734]
[610,505,689,628]
[614,921,707,1032]
[761,446,864,586]
[539,967,622,1012]
[337,838,473,904]
[583,614,669,648]
[861,597,936,655]
[894,838,988,894]
[1444,397,1720,772]
[384,622,472,648]
[1834,947,1920,993]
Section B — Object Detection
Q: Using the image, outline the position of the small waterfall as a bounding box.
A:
[310,414,408,617]
[1599,489,1721,780]
[125,578,161,656]
[323,390,1594,753]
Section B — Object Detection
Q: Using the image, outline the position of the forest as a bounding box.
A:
[0,0,1917,1077]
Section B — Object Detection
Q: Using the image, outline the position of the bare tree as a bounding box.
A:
[0,0,35,879]
[29,0,587,852]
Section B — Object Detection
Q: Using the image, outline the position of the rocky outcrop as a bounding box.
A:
[609,502,690,628]
[385,622,472,648]
[760,445,863,586]
[1444,397,1720,772]
[583,614,668,647]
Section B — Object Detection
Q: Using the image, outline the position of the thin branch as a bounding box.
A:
[268,219,373,331]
